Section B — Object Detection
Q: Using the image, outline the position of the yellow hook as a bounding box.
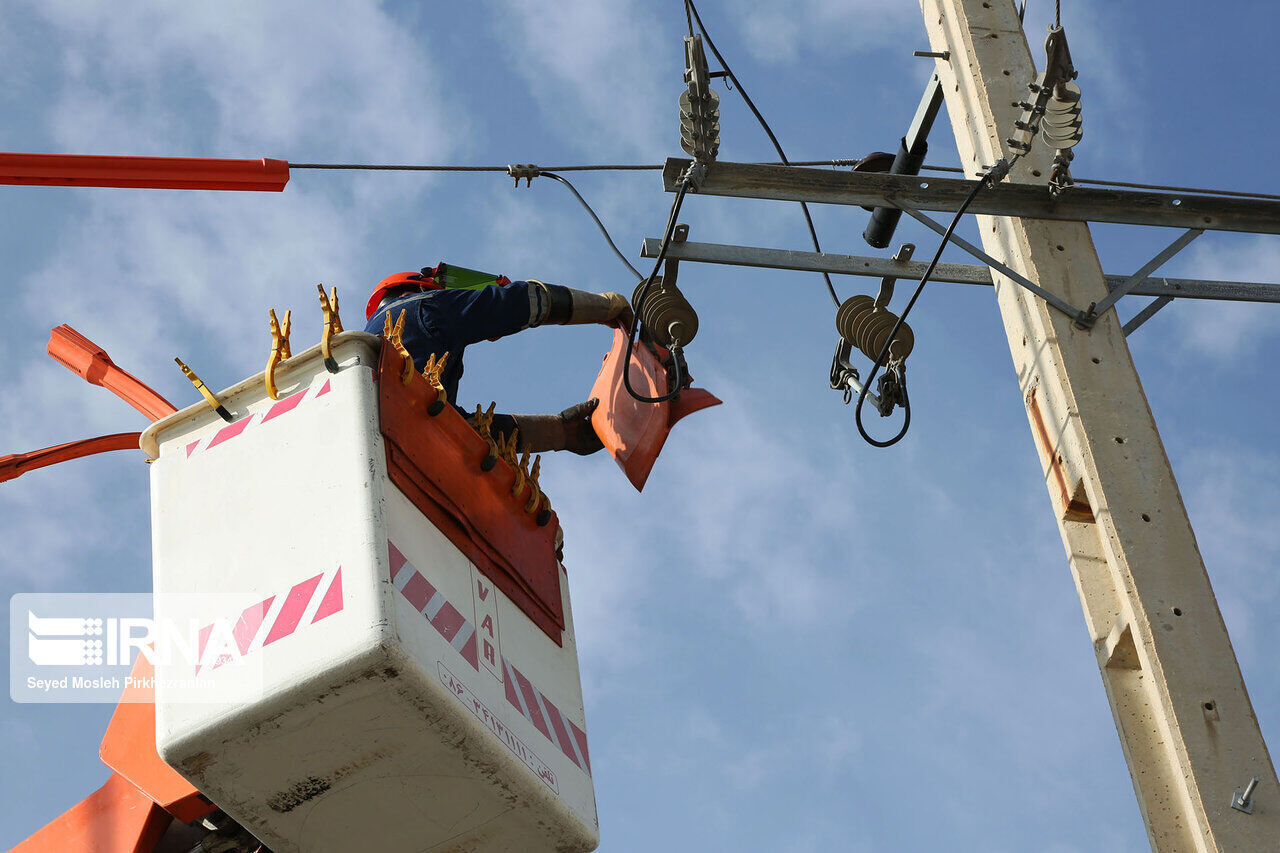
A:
[266,308,292,400]
[318,284,343,373]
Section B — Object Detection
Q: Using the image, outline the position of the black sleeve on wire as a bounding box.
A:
[684,0,841,308]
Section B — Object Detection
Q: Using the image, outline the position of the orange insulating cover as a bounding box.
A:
[12,772,172,853]
[589,327,722,492]
[0,152,289,191]
[99,656,216,824]
[0,432,141,483]
[377,343,565,643]
[48,325,178,422]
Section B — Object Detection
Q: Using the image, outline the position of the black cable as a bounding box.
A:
[853,169,995,448]
[292,159,1280,202]
[289,162,663,172]
[684,0,841,308]
[623,181,691,404]
[540,172,644,280]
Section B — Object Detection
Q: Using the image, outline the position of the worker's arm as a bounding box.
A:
[440,282,631,348]
[469,400,603,456]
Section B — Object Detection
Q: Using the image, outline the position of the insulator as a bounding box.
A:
[680,35,720,164]
[634,276,699,348]
[835,295,914,363]
[1041,80,1082,150]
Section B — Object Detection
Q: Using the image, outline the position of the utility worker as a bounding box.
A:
[364,265,632,455]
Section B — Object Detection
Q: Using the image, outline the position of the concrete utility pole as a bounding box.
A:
[921,0,1277,848]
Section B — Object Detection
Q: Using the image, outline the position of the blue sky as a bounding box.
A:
[1,1,1277,850]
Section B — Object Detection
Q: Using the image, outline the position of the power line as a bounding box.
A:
[539,171,644,281]
[292,159,1280,203]
[685,0,842,307]
[289,163,661,172]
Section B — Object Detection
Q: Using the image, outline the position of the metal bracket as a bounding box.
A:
[1076,228,1203,328]
[899,205,1084,320]
[876,244,915,308]
[830,338,887,413]
[1122,295,1174,337]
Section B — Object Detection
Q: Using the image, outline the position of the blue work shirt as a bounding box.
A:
[365,282,535,406]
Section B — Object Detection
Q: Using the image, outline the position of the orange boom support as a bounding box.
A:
[0,152,289,191]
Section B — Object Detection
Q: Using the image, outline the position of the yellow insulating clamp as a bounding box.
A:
[523,456,543,513]
[511,448,531,498]
[472,402,496,443]
[420,352,450,413]
[383,309,414,384]
[317,284,343,373]
[175,357,233,422]
[266,308,293,400]
[498,430,520,467]
[474,403,500,471]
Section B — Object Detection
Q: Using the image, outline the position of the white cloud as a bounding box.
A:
[1172,236,1280,361]
[485,0,675,157]
[735,0,916,64]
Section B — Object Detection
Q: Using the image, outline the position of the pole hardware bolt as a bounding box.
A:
[1231,776,1260,815]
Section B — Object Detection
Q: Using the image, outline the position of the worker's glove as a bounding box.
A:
[601,292,634,331]
[535,283,633,329]
[559,398,604,456]
[511,399,603,455]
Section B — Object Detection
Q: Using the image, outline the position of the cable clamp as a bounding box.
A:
[507,164,541,187]
[983,157,1012,188]
[680,161,709,192]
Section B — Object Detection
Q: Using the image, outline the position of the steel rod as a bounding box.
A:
[639,238,1280,303]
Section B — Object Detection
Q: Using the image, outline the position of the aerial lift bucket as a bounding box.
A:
[136,332,597,853]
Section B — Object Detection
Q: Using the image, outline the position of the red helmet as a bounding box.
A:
[365,271,442,320]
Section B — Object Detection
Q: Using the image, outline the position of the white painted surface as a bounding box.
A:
[149,333,597,852]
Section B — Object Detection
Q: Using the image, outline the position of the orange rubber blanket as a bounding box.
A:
[589,327,721,491]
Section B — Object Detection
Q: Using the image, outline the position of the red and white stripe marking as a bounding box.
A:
[184,376,332,459]
[196,564,344,672]
[389,541,479,669]
[388,539,590,777]
[502,655,591,777]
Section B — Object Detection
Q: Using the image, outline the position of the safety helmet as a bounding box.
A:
[365,270,441,320]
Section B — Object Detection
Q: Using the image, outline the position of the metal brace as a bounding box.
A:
[1077,228,1203,328]
[899,205,1084,320]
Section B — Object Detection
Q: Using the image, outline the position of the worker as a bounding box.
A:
[364,266,632,455]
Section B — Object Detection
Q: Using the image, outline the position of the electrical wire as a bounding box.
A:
[683,0,842,308]
[540,171,644,280]
[854,166,1002,448]
[293,159,1280,203]
[288,163,662,172]
[623,180,691,404]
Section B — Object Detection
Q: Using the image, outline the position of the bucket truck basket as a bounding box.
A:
[140,331,597,853]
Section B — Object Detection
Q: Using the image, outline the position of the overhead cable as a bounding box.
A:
[683,0,842,308]
[292,159,1278,203]
[538,171,644,280]
[854,160,1014,448]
